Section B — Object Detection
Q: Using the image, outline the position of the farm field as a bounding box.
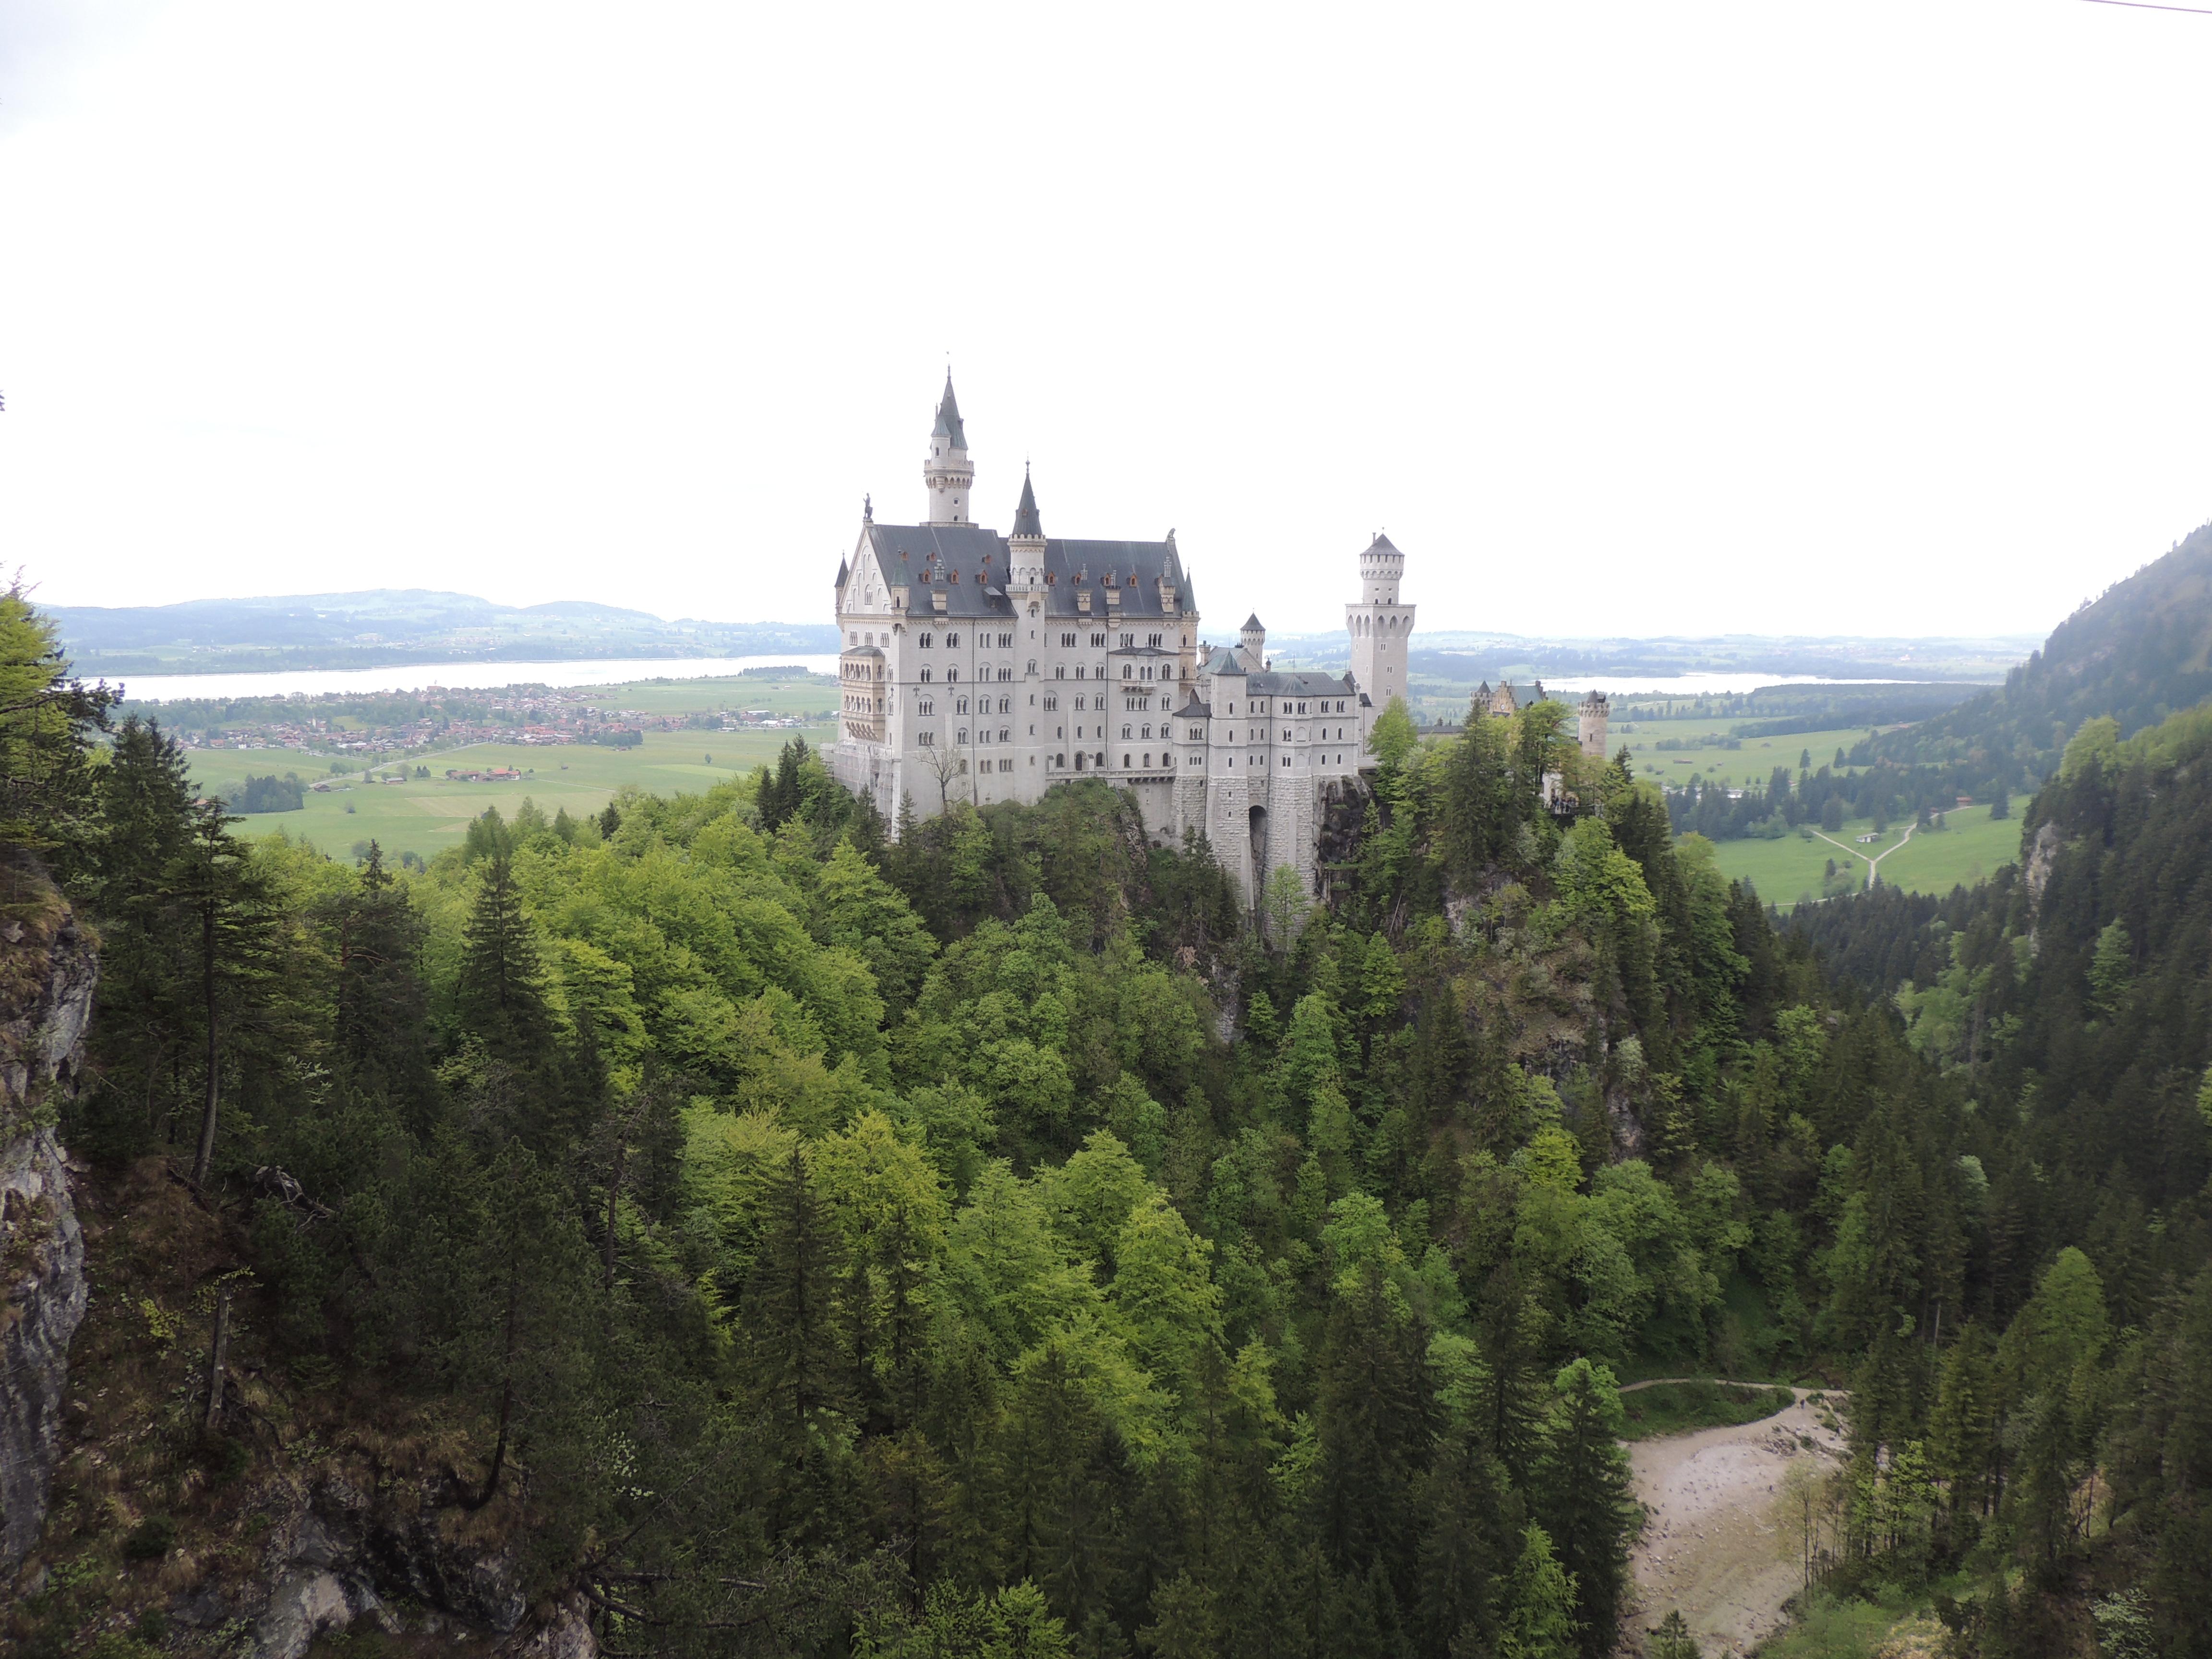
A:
[185,726,827,864]
[1619,723,1889,790]
[1707,803,2022,910]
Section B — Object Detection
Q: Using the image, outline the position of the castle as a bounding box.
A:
[831,376,1610,898]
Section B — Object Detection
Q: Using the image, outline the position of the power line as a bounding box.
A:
[2080,0,2212,13]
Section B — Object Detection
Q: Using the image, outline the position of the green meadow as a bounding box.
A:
[1618,723,1888,791]
[186,726,827,864]
[1707,803,2022,910]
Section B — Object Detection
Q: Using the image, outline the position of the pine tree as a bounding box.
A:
[1498,1525,1576,1659]
[1531,1360,1636,1659]
[457,854,553,1059]
[326,842,435,1124]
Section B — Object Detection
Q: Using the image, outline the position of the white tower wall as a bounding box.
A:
[1346,534,1414,731]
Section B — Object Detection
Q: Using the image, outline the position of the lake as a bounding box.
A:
[109,655,843,703]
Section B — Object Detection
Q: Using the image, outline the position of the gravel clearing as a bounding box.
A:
[1625,1388,1848,1657]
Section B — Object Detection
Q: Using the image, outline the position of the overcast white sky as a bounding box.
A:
[3,0,2209,639]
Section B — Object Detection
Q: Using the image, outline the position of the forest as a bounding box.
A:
[3,579,2208,1659]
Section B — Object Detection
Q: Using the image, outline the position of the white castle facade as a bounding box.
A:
[831,377,1608,898]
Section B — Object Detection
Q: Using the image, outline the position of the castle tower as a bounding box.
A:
[1009,466,1046,585]
[1578,690,1610,759]
[923,373,974,525]
[1346,532,1414,723]
[1238,613,1266,671]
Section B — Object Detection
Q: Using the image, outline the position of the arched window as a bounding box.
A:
[1142,723,1153,740]
[920,667,932,683]
[948,667,959,683]
[1122,755,1131,769]
[1122,665,1132,679]
[957,728,969,744]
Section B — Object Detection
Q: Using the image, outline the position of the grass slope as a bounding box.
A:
[1707,805,2020,911]
[1618,1380,1797,1442]
[186,728,816,863]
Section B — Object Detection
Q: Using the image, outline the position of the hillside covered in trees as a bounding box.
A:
[4,580,2208,1659]
[1852,520,2212,801]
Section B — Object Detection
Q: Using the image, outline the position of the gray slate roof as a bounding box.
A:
[860,523,1196,622]
[1248,669,1356,697]
[933,375,967,449]
[1012,470,1042,538]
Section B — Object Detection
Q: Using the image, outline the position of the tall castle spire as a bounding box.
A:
[1011,466,1042,538]
[923,373,973,525]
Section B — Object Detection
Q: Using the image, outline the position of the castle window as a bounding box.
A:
[1283,756,1291,767]
[1119,633,1134,648]
[1147,633,1163,647]
[956,697,969,714]
[920,667,932,683]
[1075,665,1085,679]
[1297,702,1306,714]
[1141,666,1153,681]
[999,758,1013,772]
[1144,754,1153,767]
[947,632,960,646]
[848,632,857,646]
[1091,633,1106,647]
[999,728,1010,742]
[1056,666,1065,678]
[1044,695,1058,710]
[999,667,1012,682]
[1142,723,1153,739]
[999,697,1011,714]
[1027,659,1037,673]
[1229,702,1236,714]
[918,730,935,745]
[919,700,934,715]
[957,728,970,744]
[947,667,959,683]
[1121,724,1132,739]
[1122,756,1132,769]
[918,633,933,649]
[1061,632,1076,647]
[1122,666,1132,679]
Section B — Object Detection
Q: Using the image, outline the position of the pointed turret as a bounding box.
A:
[1012,467,1043,538]
[932,373,966,449]
[923,373,974,525]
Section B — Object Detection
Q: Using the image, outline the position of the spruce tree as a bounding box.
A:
[1531,1360,1636,1659]
[326,842,435,1124]
[456,854,553,1059]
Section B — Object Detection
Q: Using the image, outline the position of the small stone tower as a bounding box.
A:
[923,373,973,526]
[1346,532,1414,725]
[1578,690,1610,759]
[1238,613,1267,671]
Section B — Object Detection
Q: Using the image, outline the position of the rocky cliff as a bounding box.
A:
[0,880,96,1570]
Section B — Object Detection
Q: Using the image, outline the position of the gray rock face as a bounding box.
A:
[231,1478,591,1659]
[0,900,97,1571]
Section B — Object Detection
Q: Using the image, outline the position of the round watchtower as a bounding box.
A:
[1359,533,1405,605]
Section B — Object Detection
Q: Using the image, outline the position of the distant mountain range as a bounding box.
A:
[1261,629,2034,685]
[52,590,841,676]
[54,586,2047,686]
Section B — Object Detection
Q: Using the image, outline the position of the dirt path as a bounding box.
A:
[1812,824,1914,890]
[1625,1388,1847,1658]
